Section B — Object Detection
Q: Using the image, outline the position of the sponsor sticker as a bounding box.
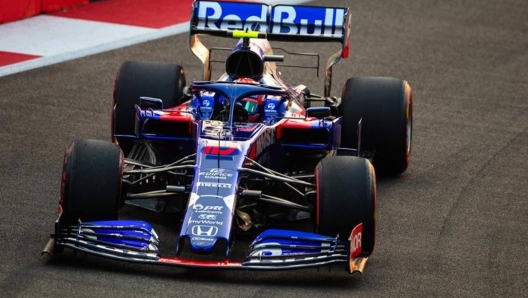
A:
[270,6,345,37]
[253,128,275,158]
[349,223,363,260]
[197,182,232,188]
[196,2,268,31]
[264,101,279,115]
[203,146,237,155]
[190,236,216,246]
[191,236,215,242]
[189,219,224,226]
[195,1,346,38]
[193,203,224,214]
[191,225,219,236]
[198,214,217,220]
[200,99,213,112]
[199,168,234,180]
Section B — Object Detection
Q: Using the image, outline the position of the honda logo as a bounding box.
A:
[191,225,219,236]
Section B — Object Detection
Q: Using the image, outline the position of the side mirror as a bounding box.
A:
[263,55,284,62]
[139,97,163,110]
[306,107,331,119]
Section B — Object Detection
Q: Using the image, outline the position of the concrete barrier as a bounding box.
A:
[42,0,89,13]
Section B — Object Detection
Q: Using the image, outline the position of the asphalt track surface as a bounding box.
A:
[1,0,527,297]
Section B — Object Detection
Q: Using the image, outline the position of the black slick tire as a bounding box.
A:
[316,156,376,256]
[112,61,186,154]
[59,139,123,225]
[341,77,412,175]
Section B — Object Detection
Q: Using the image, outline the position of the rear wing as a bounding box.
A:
[189,0,352,97]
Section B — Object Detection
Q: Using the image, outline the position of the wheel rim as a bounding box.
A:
[406,112,412,155]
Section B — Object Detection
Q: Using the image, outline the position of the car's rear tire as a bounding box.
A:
[112,61,186,154]
[316,156,376,256]
[59,139,123,225]
[340,77,413,175]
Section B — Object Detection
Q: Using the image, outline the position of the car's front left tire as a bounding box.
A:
[316,156,377,256]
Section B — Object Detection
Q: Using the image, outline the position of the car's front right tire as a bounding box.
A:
[59,139,123,225]
[112,61,186,155]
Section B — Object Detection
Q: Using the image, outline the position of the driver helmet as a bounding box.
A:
[235,78,264,122]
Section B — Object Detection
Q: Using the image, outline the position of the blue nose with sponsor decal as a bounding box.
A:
[181,194,234,252]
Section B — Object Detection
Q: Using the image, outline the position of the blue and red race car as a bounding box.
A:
[44,0,413,275]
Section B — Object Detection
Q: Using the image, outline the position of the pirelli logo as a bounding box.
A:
[197,182,232,188]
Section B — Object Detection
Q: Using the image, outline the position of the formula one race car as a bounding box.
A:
[43,1,412,275]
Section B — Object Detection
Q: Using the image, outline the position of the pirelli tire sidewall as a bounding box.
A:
[340,77,413,175]
[59,139,123,225]
[316,156,376,256]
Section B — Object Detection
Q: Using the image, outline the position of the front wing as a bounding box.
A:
[43,220,368,274]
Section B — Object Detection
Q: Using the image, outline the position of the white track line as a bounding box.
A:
[0,16,155,56]
[0,20,189,77]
